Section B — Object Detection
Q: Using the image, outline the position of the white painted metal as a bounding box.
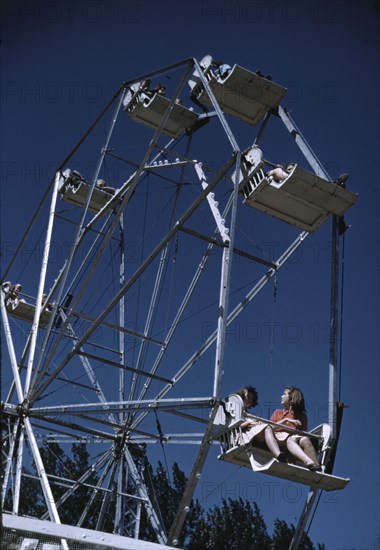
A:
[0,55,354,549]
[24,171,60,395]
[13,428,24,514]
[194,162,230,243]
[124,92,200,139]
[1,420,20,507]
[58,170,119,214]
[3,514,177,549]
[239,161,357,233]
[212,397,349,492]
[189,55,287,126]
[2,294,52,327]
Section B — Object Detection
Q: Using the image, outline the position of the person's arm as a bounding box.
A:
[270,410,302,428]
[241,418,267,430]
[277,415,306,430]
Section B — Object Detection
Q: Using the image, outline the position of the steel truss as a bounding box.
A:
[1,56,353,548]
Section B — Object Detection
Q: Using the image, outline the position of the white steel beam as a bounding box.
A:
[24,170,60,395]
[2,513,177,549]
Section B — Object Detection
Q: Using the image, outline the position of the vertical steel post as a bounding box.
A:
[12,428,25,514]
[328,215,340,440]
[213,153,241,400]
[0,296,25,403]
[115,214,125,535]
[24,170,60,395]
[1,420,20,506]
[24,417,69,550]
[279,106,341,549]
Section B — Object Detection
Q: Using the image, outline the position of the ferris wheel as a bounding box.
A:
[1,56,357,549]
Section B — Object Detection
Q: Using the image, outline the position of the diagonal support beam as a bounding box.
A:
[167,403,219,546]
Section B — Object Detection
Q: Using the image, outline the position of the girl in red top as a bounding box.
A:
[270,386,321,470]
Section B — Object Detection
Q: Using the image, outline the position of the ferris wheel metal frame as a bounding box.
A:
[0,56,356,549]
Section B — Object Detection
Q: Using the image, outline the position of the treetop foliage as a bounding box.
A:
[10,442,325,550]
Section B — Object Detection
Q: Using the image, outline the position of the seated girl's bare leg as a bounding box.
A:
[263,426,284,459]
[299,437,320,467]
[286,437,315,467]
[249,427,286,461]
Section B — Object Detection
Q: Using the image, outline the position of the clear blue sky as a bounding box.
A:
[1,1,379,549]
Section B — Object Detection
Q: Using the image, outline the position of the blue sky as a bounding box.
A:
[1,1,379,549]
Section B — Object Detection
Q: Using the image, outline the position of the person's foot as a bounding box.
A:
[276,452,287,463]
[306,463,321,471]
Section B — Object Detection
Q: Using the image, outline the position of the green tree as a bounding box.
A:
[58,442,99,528]
[3,430,45,518]
[8,466,45,518]
[187,497,271,550]
[271,518,319,550]
[123,459,326,550]
[14,441,99,526]
[271,519,294,550]
[140,460,204,547]
[13,442,327,550]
